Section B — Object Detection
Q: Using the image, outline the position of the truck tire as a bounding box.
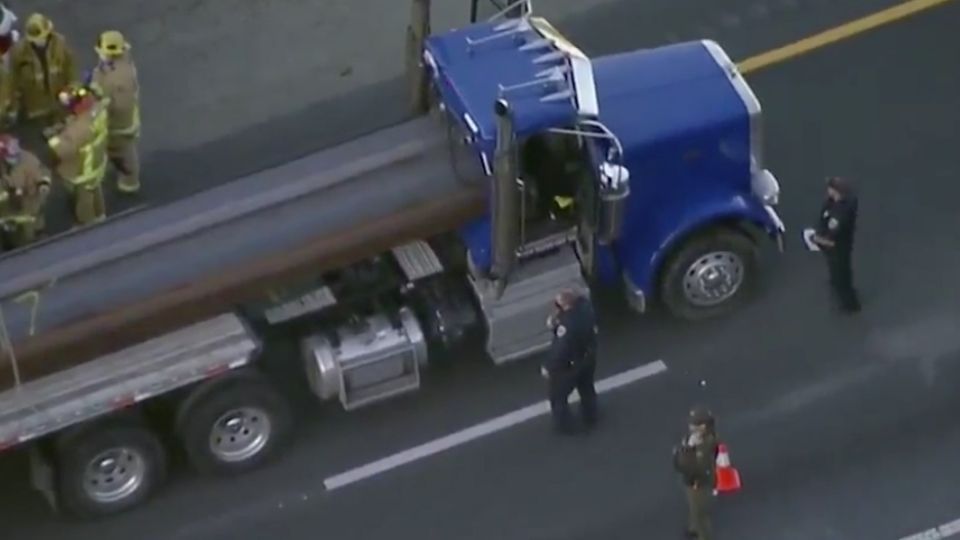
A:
[177,375,292,476]
[56,420,167,518]
[659,228,758,321]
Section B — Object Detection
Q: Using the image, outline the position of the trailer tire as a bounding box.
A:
[57,420,167,519]
[178,376,292,476]
[659,228,758,321]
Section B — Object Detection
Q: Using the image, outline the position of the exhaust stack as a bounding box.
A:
[490,99,520,292]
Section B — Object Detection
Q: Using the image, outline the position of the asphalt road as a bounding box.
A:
[2,1,959,539]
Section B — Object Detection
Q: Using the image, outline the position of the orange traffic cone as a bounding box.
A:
[715,443,742,494]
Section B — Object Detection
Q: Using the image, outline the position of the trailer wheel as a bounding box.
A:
[659,228,758,321]
[57,420,167,518]
[178,375,292,475]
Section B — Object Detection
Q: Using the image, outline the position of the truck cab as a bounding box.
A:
[422,6,785,337]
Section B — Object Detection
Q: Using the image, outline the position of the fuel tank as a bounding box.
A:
[0,113,487,390]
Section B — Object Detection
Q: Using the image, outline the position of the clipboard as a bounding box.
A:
[802,228,820,252]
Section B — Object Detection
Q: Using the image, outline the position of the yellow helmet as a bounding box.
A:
[57,83,97,113]
[24,13,53,46]
[95,30,130,58]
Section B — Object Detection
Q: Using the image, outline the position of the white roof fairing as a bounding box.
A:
[423,13,602,145]
[528,17,600,118]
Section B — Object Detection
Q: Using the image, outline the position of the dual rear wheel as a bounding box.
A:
[54,373,292,518]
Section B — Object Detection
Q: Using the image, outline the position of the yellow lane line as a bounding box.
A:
[737,0,956,74]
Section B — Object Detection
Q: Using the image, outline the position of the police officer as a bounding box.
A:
[541,289,599,434]
[811,176,861,313]
[673,407,720,539]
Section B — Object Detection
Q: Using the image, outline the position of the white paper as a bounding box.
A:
[802,228,821,252]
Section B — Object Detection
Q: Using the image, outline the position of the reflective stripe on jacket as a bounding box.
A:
[91,54,140,137]
[48,102,108,186]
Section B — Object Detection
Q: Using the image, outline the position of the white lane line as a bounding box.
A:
[323,359,668,491]
[899,516,960,540]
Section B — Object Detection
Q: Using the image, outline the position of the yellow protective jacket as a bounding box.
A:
[48,102,108,188]
[91,54,140,139]
[10,32,78,120]
[0,53,12,122]
[0,149,51,220]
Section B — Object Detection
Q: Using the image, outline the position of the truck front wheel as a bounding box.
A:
[659,228,758,321]
[56,420,167,518]
[177,374,293,476]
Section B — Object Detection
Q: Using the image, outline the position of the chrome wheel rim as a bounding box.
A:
[83,448,145,503]
[681,251,745,307]
[208,407,272,463]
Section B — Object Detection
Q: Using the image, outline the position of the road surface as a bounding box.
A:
[2,0,959,539]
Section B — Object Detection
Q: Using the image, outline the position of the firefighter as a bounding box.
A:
[47,84,108,226]
[0,134,50,248]
[10,13,78,129]
[90,30,141,194]
[0,3,17,126]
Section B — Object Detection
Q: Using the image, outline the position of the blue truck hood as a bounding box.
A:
[592,40,754,160]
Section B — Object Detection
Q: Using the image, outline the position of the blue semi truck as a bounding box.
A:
[0,0,784,518]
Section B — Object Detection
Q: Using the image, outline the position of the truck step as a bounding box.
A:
[469,246,588,365]
[516,226,578,260]
[392,241,444,282]
[262,285,337,324]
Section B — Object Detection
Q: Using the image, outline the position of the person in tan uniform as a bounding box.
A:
[0,134,51,248]
[0,4,18,127]
[47,84,108,226]
[10,13,78,128]
[90,30,140,194]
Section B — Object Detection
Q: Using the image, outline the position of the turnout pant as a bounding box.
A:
[826,249,860,311]
[65,180,106,226]
[685,485,713,540]
[109,136,141,194]
[547,362,598,432]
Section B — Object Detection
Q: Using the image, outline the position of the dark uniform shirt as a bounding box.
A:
[673,431,719,488]
[542,296,597,374]
[816,196,858,252]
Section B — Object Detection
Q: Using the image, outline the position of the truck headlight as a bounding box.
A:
[751,169,780,206]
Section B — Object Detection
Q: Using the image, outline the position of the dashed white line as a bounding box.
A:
[899,516,960,540]
[323,359,669,491]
